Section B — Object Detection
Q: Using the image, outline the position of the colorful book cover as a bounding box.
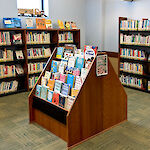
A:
[26,18,33,29]
[54,80,62,93]
[53,72,60,80]
[41,85,49,100]
[41,76,47,86]
[75,57,84,69]
[52,92,59,105]
[58,20,65,29]
[61,83,70,96]
[56,47,64,59]
[47,79,55,91]
[47,90,53,102]
[44,71,51,80]
[65,96,75,111]
[84,45,98,62]
[60,74,66,83]
[65,21,71,29]
[65,66,73,74]
[71,22,77,29]
[74,76,83,90]
[71,88,79,98]
[51,60,59,73]
[35,84,42,97]
[67,74,75,88]
[45,19,52,29]
[36,18,46,29]
[73,68,80,76]
[68,57,76,68]
[58,63,65,74]
[59,93,66,108]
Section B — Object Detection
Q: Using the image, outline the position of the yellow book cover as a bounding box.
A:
[58,19,65,29]
[71,88,79,98]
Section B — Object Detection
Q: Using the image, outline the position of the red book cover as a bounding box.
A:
[52,92,59,105]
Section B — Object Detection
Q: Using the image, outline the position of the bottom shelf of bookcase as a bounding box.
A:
[0,89,26,97]
[123,84,150,93]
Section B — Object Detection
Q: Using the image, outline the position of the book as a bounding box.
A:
[35,84,42,97]
[58,20,65,29]
[60,74,67,83]
[59,93,67,108]
[53,72,60,80]
[73,68,80,76]
[71,22,77,29]
[12,33,22,44]
[41,85,49,100]
[15,50,24,60]
[64,52,73,60]
[13,18,21,28]
[67,74,75,88]
[36,18,46,29]
[61,83,70,96]
[65,66,74,74]
[47,79,55,90]
[47,90,53,102]
[75,57,84,69]
[84,45,97,62]
[65,21,71,29]
[45,19,52,29]
[81,68,88,81]
[41,76,47,86]
[65,96,75,111]
[52,92,59,105]
[68,57,76,68]
[58,63,65,74]
[56,47,64,59]
[71,88,79,98]
[44,71,51,80]
[51,60,60,73]
[74,49,84,58]
[26,18,33,29]
[54,80,62,93]
[15,64,24,74]
[74,76,82,90]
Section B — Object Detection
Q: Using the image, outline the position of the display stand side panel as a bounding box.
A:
[102,58,127,129]
[67,60,103,147]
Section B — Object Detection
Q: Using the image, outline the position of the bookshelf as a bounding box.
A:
[119,17,150,93]
[28,48,127,149]
[0,28,80,96]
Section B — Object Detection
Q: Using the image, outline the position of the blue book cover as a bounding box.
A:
[47,90,53,102]
[51,60,59,73]
[75,57,84,69]
[56,47,64,59]
[61,83,70,96]
[59,94,66,108]
[35,85,42,97]
[41,85,49,100]
[67,74,75,88]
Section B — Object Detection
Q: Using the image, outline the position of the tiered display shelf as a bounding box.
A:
[119,17,150,93]
[28,49,127,149]
[0,28,80,96]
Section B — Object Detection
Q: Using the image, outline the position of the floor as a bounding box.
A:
[0,88,150,150]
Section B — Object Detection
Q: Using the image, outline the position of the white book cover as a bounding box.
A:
[68,57,76,68]
[44,71,51,80]
[41,76,48,86]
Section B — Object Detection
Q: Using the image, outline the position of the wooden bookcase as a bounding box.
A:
[119,17,150,93]
[0,28,80,96]
[28,49,127,149]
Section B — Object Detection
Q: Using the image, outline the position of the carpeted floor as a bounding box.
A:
[0,88,150,150]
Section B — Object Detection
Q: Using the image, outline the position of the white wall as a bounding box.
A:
[49,0,86,48]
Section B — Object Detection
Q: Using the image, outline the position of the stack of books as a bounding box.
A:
[59,32,73,43]
[0,32,11,45]
[0,49,14,62]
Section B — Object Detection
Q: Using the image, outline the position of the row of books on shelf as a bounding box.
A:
[120,48,146,60]
[120,62,144,75]
[120,19,150,31]
[3,17,78,30]
[28,62,46,74]
[0,80,18,94]
[120,33,150,46]
[0,49,24,61]
[26,32,50,44]
[120,74,145,89]
[0,32,22,46]
[58,32,73,43]
[0,64,24,78]
[29,76,38,89]
[27,47,51,59]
